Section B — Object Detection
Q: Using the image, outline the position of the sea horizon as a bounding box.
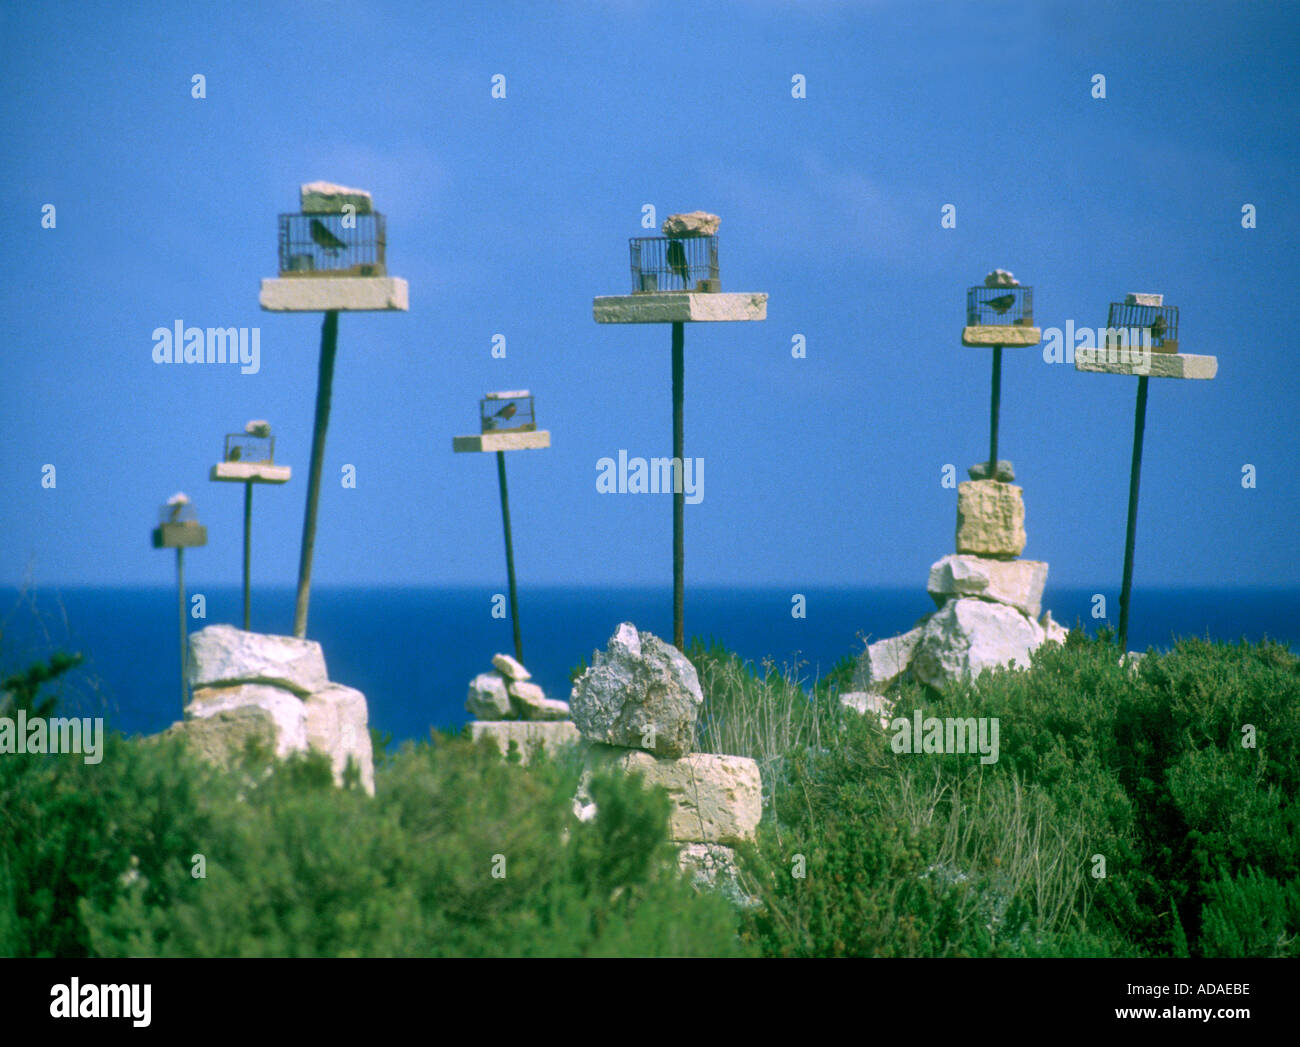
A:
[3,584,1298,745]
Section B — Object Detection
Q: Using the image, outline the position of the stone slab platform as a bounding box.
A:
[1075,349,1217,379]
[962,325,1042,347]
[259,277,409,312]
[210,462,292,484]
[469,720,581,763]
[152,523,207,548]
[453,430,551,453]
[594,292,767,324]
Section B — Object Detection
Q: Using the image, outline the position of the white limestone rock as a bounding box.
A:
[469,720,582,764]
[187,625,329,697]
[927,554,1048,618]
[186,682,307,758]
[570,623,703,757]
[911,598,1046,688]
[678,843,759,910]
[839,691,894,729]
[1125,293,1163,307]
[467,671,513,720]
[491,653,531,681]
[1040,609,1068,645]
[577,746,762,845]
[984,269,1019,288]
[507,680,570,721]
[661,211,720,237]
[304,683,375,795]
[853,625,925,691]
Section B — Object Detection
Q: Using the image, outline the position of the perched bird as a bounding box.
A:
[484,402,517,430]
[166,493,190,522]
[309,218,348,254]
[1148,315,1167,341]
[666,239,690,289]
[986,293,1016,316]
[226,445,242,462]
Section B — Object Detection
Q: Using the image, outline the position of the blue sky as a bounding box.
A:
[2,0,1297,594]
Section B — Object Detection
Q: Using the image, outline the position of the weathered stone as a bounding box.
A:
[162,706,279,769]
[661,211,720,237]
[491,653,531,681]
[187,683,307,757]
[187,625,329,696]
[304,683,375,794]
[570,623,703,757]
[911,598,1046,688]
[984,269,1018,288]
[839,691,893,729]
[678,843,758,910]
[853,625,925,691]
[467,671,512,720]
[967,459,1015,483]
[452,429,551,453]
[469,720,582,764]
[300,180,373,215]
[507,680,570,721]
[259,277,409,313]
[593,292,766,324]
[1075,348,1217,380]
[961,325,1040,347]
[244,419,271,438]
[1040,609,1068,645]
[578,746,761,845]
[956,480,1026,558]
[927,555,1048,618]
[1125,292,1163,307]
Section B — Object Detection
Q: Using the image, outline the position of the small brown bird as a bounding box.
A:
[484,402,517,430]
[986,293,1016,316]
[226,445,242,462]
[1149,315,1167,341]
[666,239,690,288]
[309,218,347,253]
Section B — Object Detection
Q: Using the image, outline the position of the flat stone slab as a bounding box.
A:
[209,462,291,484]
[928,554,1048,618]
[593,292,767,324]
[452,430,551,453]
[259,276,409,312]
[1075,349,1217,379]
[962,325,1041,347]
[469,720,582,764]
[188,624,329,697]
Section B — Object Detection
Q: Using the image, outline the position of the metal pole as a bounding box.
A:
[1118,374,1149,653]
[177,547,187,709]
[672,320,685,651]
[989,344,1002,471]
[294,309,339,638]
[496,450,523,664]
[243,481,253,631]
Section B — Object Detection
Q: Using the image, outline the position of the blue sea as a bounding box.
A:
[2,585,1297,745]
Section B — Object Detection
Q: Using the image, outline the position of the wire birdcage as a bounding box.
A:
[630,235,719,293]
[966,285,1034,327]
[222,432,275,464]
[1104,301,1179,353]
[278,212,387,277]
[480,391,536,434]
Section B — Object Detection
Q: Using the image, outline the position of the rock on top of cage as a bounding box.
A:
[300,181,374,215]
[661,211,720,237]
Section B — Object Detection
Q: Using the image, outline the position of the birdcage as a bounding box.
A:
[1104,300,1179,354]
[480,391,536,434]
[966,285,1034,327]
[153,499,206,548]
[278,212,387,277]
[222,430,275,465]
[630,235,719,293]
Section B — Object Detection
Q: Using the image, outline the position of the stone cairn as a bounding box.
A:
[843,463,1068,720]
[162,624,375,794]
[465,653,579,762]
[570,622,762,905]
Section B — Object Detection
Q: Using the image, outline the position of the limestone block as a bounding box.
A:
[304,683,375,795]
[593,292,767,324]
[911,598,1046,688]
[259,277,409,312]
[188,625,329,697]
[1075,349,1217,380]
[469,720,582,764]
[491,654,530,681]
[927,554,1048,618]
[956,480,1026,558]
[467,672,512,719]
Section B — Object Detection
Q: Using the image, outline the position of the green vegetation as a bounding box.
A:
[1,630,1296,957]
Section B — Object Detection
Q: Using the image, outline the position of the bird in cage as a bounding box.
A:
[666,240,690,288]
[1148,315,1167,342]
[484,402,518,430]
[309,218,348,254]
[986,293,1016,316]
[226,445,243,462]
